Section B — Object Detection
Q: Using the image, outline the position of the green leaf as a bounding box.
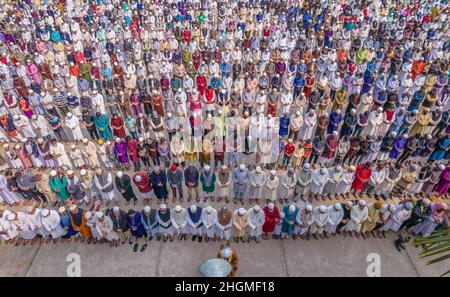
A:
[426,254,450,265]
[420,246,450,258]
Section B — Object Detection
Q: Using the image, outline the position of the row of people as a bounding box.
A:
[1,198,448,249]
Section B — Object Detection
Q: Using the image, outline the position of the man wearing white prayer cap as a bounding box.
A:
[232,164,249,205]
[201,205,218,242]
[294,204,314,240]
[341,199,369,237]
[231,207,250,243]
[95,211,119,247]
[324,203,344,237]
[265,169,279,203]
[40,208,67,243]
[249,166,266,204]
[217,165,231,203]
[156,204,173,242]
[310,205,330,239]
[170,204,188,241]
[110,206,130,245]
[247,205,265,243]
[216,245,239,277]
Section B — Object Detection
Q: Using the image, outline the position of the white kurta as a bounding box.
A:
[82,143,100,167]
[170,209,188,235]
[0,175,20,205]
[201,209,218,238]
[249,171,266,198]
[324,206,344,234]
[41,211,68,238]
[50,143,72,168]
[311,170,329,195]
[310,207,329,234]
[298,114,316,140]
[65,115,84,140]
[266,176,279,201]
[95,216,119,241]
[17,212,39,239]
[280,173,296,199]
[378,205,411,232]
[215,216,232,240]
[342,205,369,232]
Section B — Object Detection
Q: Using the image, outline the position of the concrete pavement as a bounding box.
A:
[0,231,446,277]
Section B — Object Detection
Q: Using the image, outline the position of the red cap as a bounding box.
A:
[171,165,177,171]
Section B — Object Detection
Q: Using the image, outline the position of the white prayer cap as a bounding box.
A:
[332,131,338,137]
[40,209,50,217]
[53,88,58,92]
[256,166,262,173]
[85,212,92,220]
[117,171,123,178]
[82,138,88,143]
[2,143,9,148]
[206,205,213,213]
[270,170,276,176]
[221,247,232,259]
[405,202,414,210]
[305,204,313,212]
[96,211,104,219]
[268,203,274,210]
[50,170,57,177]
[380,204,389,213]
[13,114,19,120]
[135,175,142,182]
[6,213,16,221]
[37,138,44,144]
[31,115,37,120]
[67,112,73,117]
[166,112,172,117]
[350,108,356,113]
[93,90,98,94]
[304,163,310,169]
[288,204,296,213]
[349,165,356,171]
[153,166,160,172]
[28,89,33,94]
[390,131,397,138]
[69,205,77,212]
[204,165,211,171]
[115,137,121,142]
[221,165,228,170]
[377,107,383,112]
[254,205,260,212]
[334,203,342,210]
[80,169,87,176]
[295,110,301,116]
[25,206,34,213]
[280,212,285,219]
[239,164,246,170]
[319,205,327,213]
[174,205,182,212]
[159,204,167,210]
[14,144,20,150]
[106,141,111,145]
[238,208,245,215]
[320,168,327,175]
[113,206,120,212]
[190,205,197,212]
[358,200,367,207]
[144,206,151,213]
[335,165,342,172]
[70,144,76,149]
[58,207,66,214]
[438,164,446,170]
[67,170,74,175]
[138,137,144,142]
[422,198,431,206]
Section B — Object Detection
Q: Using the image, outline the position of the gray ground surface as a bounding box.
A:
[0,231,447,277]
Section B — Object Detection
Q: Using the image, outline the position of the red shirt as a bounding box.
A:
[284,143,295,156]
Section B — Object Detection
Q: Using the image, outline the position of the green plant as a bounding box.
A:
[411,228,450,276]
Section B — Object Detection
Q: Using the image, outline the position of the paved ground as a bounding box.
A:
[0,231,447,277]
